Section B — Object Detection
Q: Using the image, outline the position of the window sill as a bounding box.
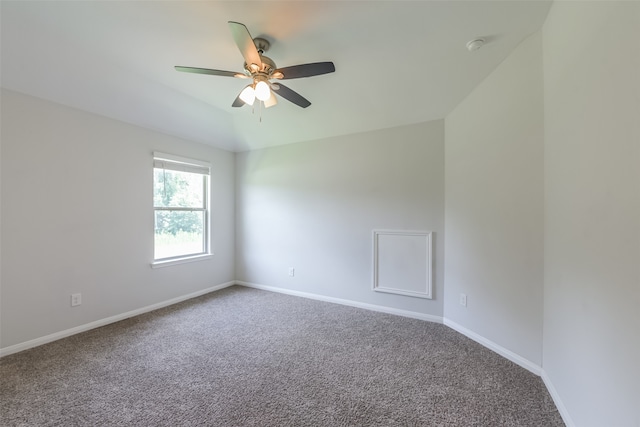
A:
[151,254,213,269]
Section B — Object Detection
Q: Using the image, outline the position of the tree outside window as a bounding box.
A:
[153,154,209,261]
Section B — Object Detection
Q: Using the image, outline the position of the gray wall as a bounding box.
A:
[443,32,544,367]
[542,2,640,426]
[235,121,445,317]
[1,89,236,349]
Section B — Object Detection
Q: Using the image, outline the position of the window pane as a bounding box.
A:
[154,210,205,259]
[154,169,204,208]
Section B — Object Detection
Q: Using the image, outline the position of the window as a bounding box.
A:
[153,152,210,265]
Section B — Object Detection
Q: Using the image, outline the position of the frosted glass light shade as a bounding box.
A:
[254,81,271,101]
[239,86,255,105]
[264,91,277,108]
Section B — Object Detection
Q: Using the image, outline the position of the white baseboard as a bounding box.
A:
[444,316,574,425]
[237,284,573,426]
[236,281,443,324]
[443,318,542,376]
[541,370,576,427]
[0,281,235,358]
[236,283,544,377]
[2,279,575,426]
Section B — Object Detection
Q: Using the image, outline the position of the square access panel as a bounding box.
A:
[372,230,432,299]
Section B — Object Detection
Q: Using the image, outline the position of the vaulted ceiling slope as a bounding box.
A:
[1,1,551,152]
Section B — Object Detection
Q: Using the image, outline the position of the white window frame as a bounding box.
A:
[151,152,212,268]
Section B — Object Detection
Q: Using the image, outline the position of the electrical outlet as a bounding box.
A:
[71,293,82,307]
[288,267,295,277]
[459,293,467,307]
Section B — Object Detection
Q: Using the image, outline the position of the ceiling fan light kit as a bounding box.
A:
[175,21,335,114]
[254,80,271,101]
[239,85,256,105]
[263,91,278,108]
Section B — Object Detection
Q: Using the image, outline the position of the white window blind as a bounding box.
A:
[153,152,210,175]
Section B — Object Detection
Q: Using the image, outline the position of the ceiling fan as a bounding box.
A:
[175,21,335,109]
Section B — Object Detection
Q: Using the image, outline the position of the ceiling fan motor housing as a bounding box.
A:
[245,54,276,76]
[243,38,277,76]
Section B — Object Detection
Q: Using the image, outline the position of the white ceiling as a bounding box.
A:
[1,1,551,152]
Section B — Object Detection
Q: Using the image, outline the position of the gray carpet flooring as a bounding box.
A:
[1,286,564,426]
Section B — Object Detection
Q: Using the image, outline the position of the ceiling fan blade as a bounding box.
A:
[175,66,246,78]
[273,62,335,80]
[228,21,262,70]
[272,83,311,108]
[232,95,245,108]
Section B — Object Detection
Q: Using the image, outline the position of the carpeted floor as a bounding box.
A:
[1,286,564,426]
